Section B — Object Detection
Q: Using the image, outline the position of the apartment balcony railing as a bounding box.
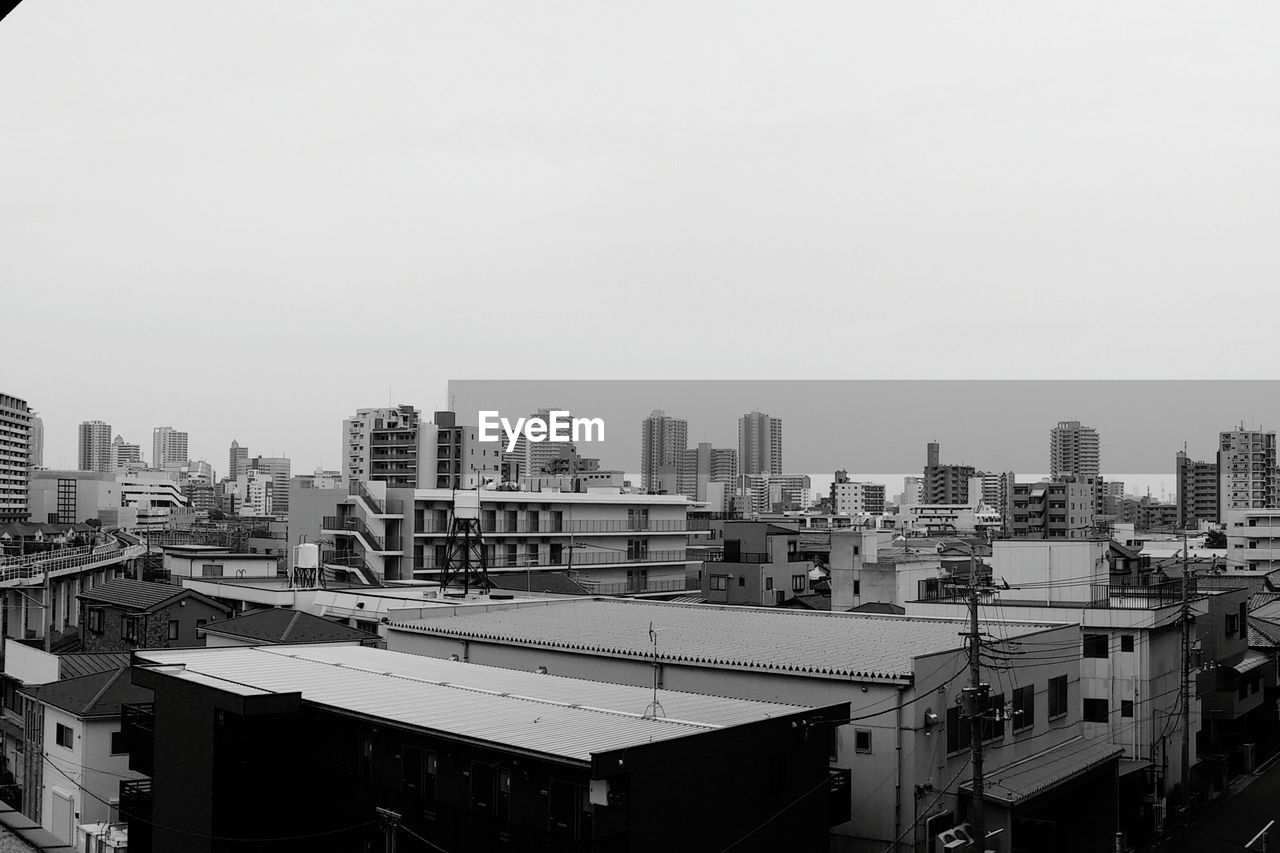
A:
[321,517,387,552]
[570,578,691,595]
[119,778,152,828]
[417,549,689,571]
[829,769,852,826]
[704,551,808,564]
[915,578,1194,609]
[415,519,689,535]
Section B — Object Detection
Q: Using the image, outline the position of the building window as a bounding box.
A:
[1083,698,1108,723]
[1082,634,1108,659]
[765,577,773,591]
[168,620,179,641]
[86,608,104,634]
[854,729,872,754]
[122,616,139,644]
[1121,700,1134,718]
[56,723,73,749]
[110,730,127,755]
[1048,675,1068,719]
[1226,614,1239,636]
[737,576,745,587]
[202,564,224,578]
[710,575,728,591]
[1012,685,1035,731]
[791,575,806,592]
[1120,635,1135,653]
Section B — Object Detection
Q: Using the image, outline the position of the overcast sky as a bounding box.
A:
[3,2,1279,474]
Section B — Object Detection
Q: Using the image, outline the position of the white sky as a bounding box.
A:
[3,2,1279,473]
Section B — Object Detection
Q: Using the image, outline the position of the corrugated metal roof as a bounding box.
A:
[59,652,132,680]
[77,579,185,611]
[962,736,1122,806]
[135,646,816,764]
[200,608,379,644]
[388,598,1064,681]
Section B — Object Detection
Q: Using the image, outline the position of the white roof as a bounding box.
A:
[134,645,813,763]
[388,598,1063,681]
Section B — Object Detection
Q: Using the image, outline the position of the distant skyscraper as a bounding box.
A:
[1049,420,1100,479]
[28,414,43,470]
[738,412,782,477]
[503,408,574,479]
[152,426,190,470]
[110,435,143,470]
[640,410,688,494]
[1217,426,1278,522]
[242,456,292,515]
[0,391,33,522]
[78,420,113,473]
[229,440,248,481]
[678,443,737,501]
[923,442,974,504]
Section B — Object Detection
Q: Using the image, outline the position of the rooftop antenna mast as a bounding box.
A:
[642,622,666,720]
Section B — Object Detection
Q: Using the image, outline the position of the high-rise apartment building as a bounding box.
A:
[678,443,737,502]
[640,409,688,494]
[502,408,573,481]
[27,414,43,470]
[923,442,975,504]
[229,440,248,480]
[1217,426,1278,522]
[78,420,113,473]
[110,435,143,470]
[1175,451,1219,529]
[738,411,782,477]
[0,392,33,522]
[343,405,421,486]
[152,426,190,470]
[1049,420,1101,479]
[421,411,501,490]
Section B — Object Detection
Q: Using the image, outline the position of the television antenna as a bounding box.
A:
[642,622,667,720]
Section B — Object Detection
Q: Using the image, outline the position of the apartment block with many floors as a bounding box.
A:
[0,392,32,523]
[1217,427,1277,523]
[315,483,694,593]
[1176,451,1219,529]
[1049,420,1101,479]
[78,421,112,474]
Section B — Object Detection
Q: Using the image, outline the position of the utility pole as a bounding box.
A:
[962,544,990,851]
[1179,527,1192,829]
[41,569,51,654]
[376,806,400,853]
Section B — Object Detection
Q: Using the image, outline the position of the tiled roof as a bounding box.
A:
[21,667,150,719]
[387,598,1063,681]
[135,646,829,764]
[200,609,380,644]
[962,736,1122,806]
[77,578,225,613]
[1248,617,1280,650]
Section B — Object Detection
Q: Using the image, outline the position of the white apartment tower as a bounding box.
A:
[78,420,113,473]
[229,439,249,480]
[0,392,33,522]
[1218,426,1278,522]
[738,411,782,477]
[27,414,43,470]
[1049,420,1100,479]
[640,409,688,494]
[110,435,143,470]
[152,426,190,470]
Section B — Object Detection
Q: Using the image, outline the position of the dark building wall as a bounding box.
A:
[130,667,844,853]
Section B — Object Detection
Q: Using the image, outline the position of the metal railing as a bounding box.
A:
[322,516,388,552]
[705,551,808,564]
[417,549,689,571]
[0,538,144,584]
[415,518,689,535]
[348,480,386,514]
[570,578,690,595]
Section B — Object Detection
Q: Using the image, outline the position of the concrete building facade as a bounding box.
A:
[738,411,782,477]
[1049,420,1101,479]
[1176,451,1219,529]
[150,427,188,471]
[1217,427,1278,523]
[640,409,687,494]
[0,392,33,522]
[78,421,113,474]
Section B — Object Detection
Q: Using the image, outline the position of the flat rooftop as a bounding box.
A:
[387,598,1065,681]
[135,645,817,764]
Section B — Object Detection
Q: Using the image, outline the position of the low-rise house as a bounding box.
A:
[198,608,382,648]
[700,521,814,605]
[20,667,149,846]
[160,545,279,582]
[77,580,231,652]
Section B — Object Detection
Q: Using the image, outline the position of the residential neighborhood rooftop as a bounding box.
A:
[199,608,381,645]
[77,578,200,611]
[387,598,1066,681]
[21,667,149,719]
[134,645,824,764]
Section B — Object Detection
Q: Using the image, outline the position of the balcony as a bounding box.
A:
[829,768,852,826]
[417,548,690,571]
[121,703,154,776]
[707,551,808,564]
[322,517,391,552]
[414,518,689,535]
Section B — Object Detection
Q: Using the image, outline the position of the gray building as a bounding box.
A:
[738,410,782,477]
[1049,420,1101,479]
[0,392,33,522]
[923,442,975,504]
[640,409,688,494]
[1217,427,1278,522]
[1176,451,1219,529]
[78,420,113,474]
